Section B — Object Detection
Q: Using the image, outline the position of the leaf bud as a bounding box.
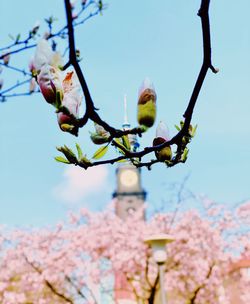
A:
[90,123,110,144]
[3,54,10,65]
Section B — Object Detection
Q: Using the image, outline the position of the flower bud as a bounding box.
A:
[90,133,110,144]
[3,54,10,65]
[137,78,156,128]
[153,121,172,162]
[31,21,40,35]
[37,64,63,105]
[57,71,82,134]
[90,123,110,144]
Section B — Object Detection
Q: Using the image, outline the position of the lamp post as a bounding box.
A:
[144,234,174,304]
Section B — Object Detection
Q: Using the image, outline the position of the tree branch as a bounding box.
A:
[24,255,74,304]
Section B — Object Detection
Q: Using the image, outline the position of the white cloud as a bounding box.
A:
[53,165,108,204]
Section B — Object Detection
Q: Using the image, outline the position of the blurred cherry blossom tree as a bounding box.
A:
[0,198,249,303]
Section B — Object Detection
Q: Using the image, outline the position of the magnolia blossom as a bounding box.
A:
[33,40,82,133]
[57,71,82,132]
[33,39,64,106]
[37,64,64,105]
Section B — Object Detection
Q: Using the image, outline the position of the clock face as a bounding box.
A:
[120,169,138,187]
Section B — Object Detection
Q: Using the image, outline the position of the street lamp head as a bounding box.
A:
[144,234,174,264]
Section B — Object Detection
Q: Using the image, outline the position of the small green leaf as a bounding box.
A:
[92,145,109,160]
[113,138,127,155]
[117,159,127,163]
[55,156,70,164]
[175,124,181,131]
[15,34,21,43]
[191,124,198,137]
[122,135,131,150]
[182,148,189,162]
[75,143,83,160]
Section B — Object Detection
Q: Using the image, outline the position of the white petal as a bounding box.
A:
[138,77,155,97]
[156,121,170,140]
[34,39,53,71]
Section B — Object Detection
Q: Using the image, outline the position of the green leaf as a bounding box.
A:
[191,124,198,137]
[75,143,83,160]
[55,156,70,164]
[117,159,127,163]
[122,135,131,150]
[15,34,21,43]
[175,124,181,131]
[113,138,127,155]
[181,148,189,162]
[92,145,109,160]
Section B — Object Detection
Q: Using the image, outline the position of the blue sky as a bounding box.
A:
[0,0,250,227]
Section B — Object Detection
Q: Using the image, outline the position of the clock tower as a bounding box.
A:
[113,163,146,220]
[113,95,146,220]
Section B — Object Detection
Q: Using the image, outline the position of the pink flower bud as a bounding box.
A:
[3,54,10,65]
[37,64,63,105]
